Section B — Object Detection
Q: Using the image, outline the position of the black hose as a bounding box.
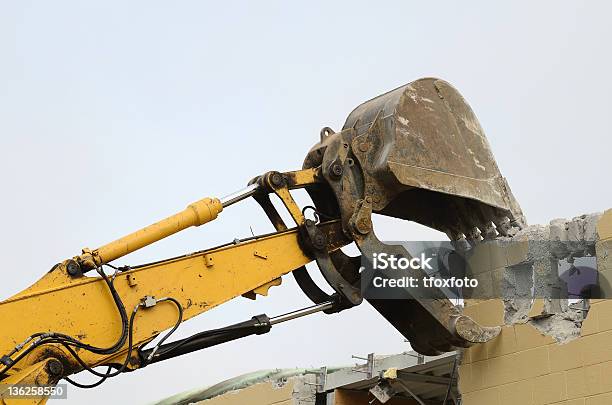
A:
[64,366,112,389]
[0,265,129,378]
[140,298,183,366]
[0,264,183,389]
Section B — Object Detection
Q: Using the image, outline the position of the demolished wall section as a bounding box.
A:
[459,209,612,405]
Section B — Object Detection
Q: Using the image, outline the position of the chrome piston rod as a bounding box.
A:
[270,301,334,325]
[220,183,259,208]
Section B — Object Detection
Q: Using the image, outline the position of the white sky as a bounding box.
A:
[1,1,610,404]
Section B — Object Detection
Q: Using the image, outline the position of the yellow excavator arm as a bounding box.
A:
[0,78,523,404]
[0,169,344,397]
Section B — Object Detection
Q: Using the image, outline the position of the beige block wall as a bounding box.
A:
[195,379,422,405]
[459,210,612,405]
[197,379,295,405]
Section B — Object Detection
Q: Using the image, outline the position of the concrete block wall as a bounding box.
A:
[197,379,296,405]
[459,210,612,405]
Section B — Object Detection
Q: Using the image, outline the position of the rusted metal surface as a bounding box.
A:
[305,78,525,237]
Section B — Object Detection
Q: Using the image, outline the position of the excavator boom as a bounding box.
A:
[0,78,523,402]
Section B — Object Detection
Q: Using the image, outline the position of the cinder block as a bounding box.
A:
[556,399,585,405]
[505,240,530,267]
[529,299,546,317]
[199,378,295,404]
[484,354,520,387]
[515,323,555,351]
[458,364,474,393]
[491,267,505,298]
[596,209,612,241]
[463,302,481,319]
[470,341,489,362]
[584,363,603,395]
[462,387,500,405]
[580,330,612,366]
[596,240,612,275]
[580,308,598,336]
[486,326,518,358]
[596,268,612,299]
[488,241,508,271]
[467,243,495,275]
[516,347,550,379]
[472,271,495,300]
[565,368,587,399]
[585,392,612,405]
[550,340,583,372]
[533,372,567,405]
[598,360,612,394]
[465,298,488,307]
[476,299,505,327]
[595,300,612,332]
[470,360,488,391]
[499,379,534,405]
[462,348,472,364]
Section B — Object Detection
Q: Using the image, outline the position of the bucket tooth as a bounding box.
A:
[454,315,502,344]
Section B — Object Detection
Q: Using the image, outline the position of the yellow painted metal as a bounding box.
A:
[0,221,345,376]
[285,168,319,189]
[274,188,306,226]
[0,359,57,405]
[78,197,223,268]
[1,169,336,390]
[242,278,282,300]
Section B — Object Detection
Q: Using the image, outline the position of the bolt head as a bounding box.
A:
[331,163,343,178]
[47,359,63,377]
[66,260,80,276]
[355,218,371,235]
[270,173,283,186]
[313,234,326,249]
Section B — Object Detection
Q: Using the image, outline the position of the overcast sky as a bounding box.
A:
[1,1,610,404]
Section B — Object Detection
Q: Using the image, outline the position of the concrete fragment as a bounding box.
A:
[497,212,601,341]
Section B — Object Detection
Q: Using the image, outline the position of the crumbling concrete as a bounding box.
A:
[459,209,612,405]
[528,311,584,344]
[498,213,602,342]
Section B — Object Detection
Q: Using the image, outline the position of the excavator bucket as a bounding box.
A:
[342,77,525,237]
[303,78,525,354]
